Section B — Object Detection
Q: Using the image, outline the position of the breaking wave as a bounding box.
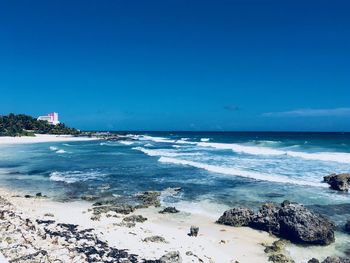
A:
[49,170,106,184]
[158,157,326,187]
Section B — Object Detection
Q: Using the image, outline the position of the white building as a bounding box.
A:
[37,112,60,125]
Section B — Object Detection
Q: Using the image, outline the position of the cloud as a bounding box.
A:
[262,108,350,117]
[223,105,240,111]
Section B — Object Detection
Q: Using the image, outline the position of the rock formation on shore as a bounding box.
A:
[217,200,335,245]
[323,173,350,191]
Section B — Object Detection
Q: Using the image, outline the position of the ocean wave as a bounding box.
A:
[49,146,58,151]
[49,170,105,184]
[138,135,176,143]
[200,138,210,142]
[133,147,201,157]
[119,141,134,145]
[56,149,66,154]
[158,156,326,187]
[196,142,350,164]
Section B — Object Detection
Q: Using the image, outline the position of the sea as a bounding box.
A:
[0,132,350,257]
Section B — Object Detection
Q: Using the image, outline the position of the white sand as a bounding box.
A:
[0,134,97,145]
[0,187,277,263]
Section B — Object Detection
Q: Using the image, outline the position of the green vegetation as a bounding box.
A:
[0,113,81,137]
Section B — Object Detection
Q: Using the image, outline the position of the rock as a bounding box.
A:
[36,192,42,197]
[324,173,350,191]
[345,220,350,234]
[264,240,286,254]
[217,201,335,245]
[81,195,99,201]
[159,251,182,263]
[122,215,147,223]
[216,207,255,227]
[159,207,179,214]
[135,191,161,207]
[308,259,320,263]
[24,195,32,198]
[268,254,295,263]
[189,226,199,237]
[142,235,167,243]
[322,257,350,263]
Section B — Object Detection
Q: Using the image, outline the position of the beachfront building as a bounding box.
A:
[37,112,60,125]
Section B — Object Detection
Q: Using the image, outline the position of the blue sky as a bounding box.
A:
[1,0,350,131]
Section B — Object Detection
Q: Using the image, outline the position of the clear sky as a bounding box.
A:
[1,0,350,131]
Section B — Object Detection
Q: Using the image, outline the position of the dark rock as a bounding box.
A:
[216,207,255,227]
[308,259,320,263]
[142,235,167,243]
[268,254,294,263]
[81,195,99,201]
[324,173,350,191]
[189,226,199,237]
[345,220,350,234]
[322,256,350,263]
[136,191,161,207]
[36,192,42,197]
[159,251,182,263]
[122,215,147,223]
[263,240,286,254]
[24,195,32,198]
[159,207,179,214]
[217,201,335,245]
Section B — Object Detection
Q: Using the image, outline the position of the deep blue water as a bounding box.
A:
[0,132,350,223]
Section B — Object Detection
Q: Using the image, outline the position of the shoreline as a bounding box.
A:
[0,134,98,145]
[0,186,278,263]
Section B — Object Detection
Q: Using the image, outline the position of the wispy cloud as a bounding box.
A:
[262,108,350,117]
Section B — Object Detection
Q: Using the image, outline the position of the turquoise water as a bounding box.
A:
[0,132,350,225]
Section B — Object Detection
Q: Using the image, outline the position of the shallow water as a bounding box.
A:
[0,132,350,257]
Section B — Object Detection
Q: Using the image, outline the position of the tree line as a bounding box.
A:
[0,113,81,136]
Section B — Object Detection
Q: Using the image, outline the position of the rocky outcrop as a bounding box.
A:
[345,220,350,234]
[216,207,254,227]
[159,207,179,214]
[323,173,350,191]
[321,257,350,263]
[135,191,161,207]
[217,201,335,245]
[159,251,182,263]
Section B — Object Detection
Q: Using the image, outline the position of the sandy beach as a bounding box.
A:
[0,134,97,145]
[0,186,278,263]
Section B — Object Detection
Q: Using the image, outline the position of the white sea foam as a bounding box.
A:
[133,147,201,157]
[144,143,153,147]
[49,146,58,151]
[196,142,350,164]
[200,138,210,142]
[158,156,326,187]
[56,149,66,154]
[50,170,105,184]
[138,135,176,143]
[119,141,134,145]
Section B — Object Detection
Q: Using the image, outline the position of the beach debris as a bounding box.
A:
[217,200,335,245]
[135,191,161,207]
[189,226,199,237]
[142,235,168,243]
[323,173,350,191]
[159,251,182,263]
[159,207,179,214]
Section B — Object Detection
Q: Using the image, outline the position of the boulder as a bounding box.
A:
[189,226,199,237]
[217,201,335,245]
[323,173,350,191]
[159,251,182,263]
[135,191,161,207]
[322,257,350,263]
[345,220,350,234]
[159,207,179,214]
[308,259,320,263]
[216,207,254,227]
